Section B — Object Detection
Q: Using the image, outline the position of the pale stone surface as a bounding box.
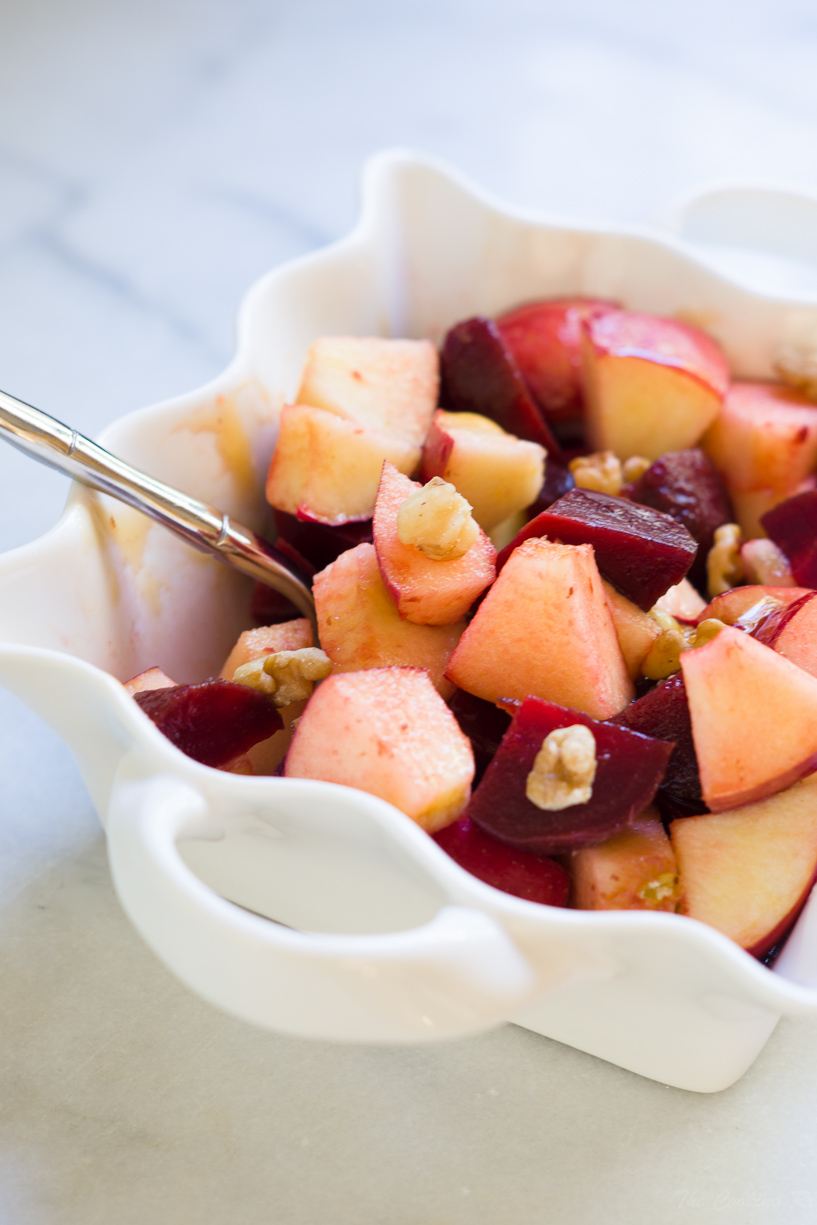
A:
[3,0,817,1220]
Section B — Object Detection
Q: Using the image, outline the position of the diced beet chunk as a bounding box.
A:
[497,488,696,609]
[610,673,704,808]
[275,509,372,574]
[525,461,575,516]
[626,448,733,592]
[447,688,512,785]
[433,816,570,905]
[439,316,562,459]
[134,680,283,767]
[467,697,672,853]
[250,581,304,625]
[762,491,817,587]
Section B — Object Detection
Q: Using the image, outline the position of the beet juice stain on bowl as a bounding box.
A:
[4,152,817,1092]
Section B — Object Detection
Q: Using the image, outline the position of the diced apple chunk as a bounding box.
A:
[219,619,313,680]
[602,581,661,680]
[652,578,707,623]
[285,667,474,833]
[570,809,680,911]
[296,336,438,446]
[218,618,314,774]
[265,404,420,525]
[373,462,496,625]
[123,666,177,696]
[670,777,817,958]
[312,543,463,696]
[581,310,728,460]
[446,538,634,718]
[680,625,817,810]
[703,380,817,494]
[421,409,545,530]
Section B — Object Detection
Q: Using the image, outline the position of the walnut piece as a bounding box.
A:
[396,477,479,561]
[233,647,332,707]
[569,451,623,496]
[621,455,652,483]
[707,523,744,598]
[774,344,817,400]
[526,725,597,811]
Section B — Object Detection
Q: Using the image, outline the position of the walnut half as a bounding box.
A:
[526,725,597,811]
[396,477,479,560]
[232,647,332,707]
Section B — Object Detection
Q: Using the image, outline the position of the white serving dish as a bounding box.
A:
[4,152,817,1093]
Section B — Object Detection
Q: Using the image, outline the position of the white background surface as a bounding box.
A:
[2,1,817,1220]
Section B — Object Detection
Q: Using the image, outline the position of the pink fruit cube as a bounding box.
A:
[373,462,496,625]
[312,542,463,696]
[680,625,817,810]
[447,538,633,718]
[285,668,475,833]
[570,809,680,912]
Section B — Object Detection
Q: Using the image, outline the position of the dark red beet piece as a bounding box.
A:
[447,688,512,785]
[626,448,733,592]
[610,673,704,808]
[433,817,570,906]
[134,680,283,767]
[497,487,696,609]
[467,697,672,854]
[250,581,304,625]
[525,461,575,517]
[439,316,563,459]
[762,491,817,587]
[275,509,372,574]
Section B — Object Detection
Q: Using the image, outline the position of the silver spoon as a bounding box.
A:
[0,387,316,631]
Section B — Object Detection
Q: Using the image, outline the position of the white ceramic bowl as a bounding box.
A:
[4,151,817,1093]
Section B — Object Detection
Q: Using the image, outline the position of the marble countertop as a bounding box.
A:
[2,1,817,1221]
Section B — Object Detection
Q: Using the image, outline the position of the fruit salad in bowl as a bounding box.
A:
[4,151,817,1092]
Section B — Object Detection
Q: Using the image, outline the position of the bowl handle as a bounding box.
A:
[105,764,544,1043]
[651,183,817,279]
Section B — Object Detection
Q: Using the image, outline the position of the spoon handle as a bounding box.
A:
[0,388,315,628]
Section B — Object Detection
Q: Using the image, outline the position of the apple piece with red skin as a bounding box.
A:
[466,696,672,855]
[610,672,704,810]
[581,310,729,461]
[447,688,512,786]
[312,542,463,697]
[373,462,496,626]
[265,403,420,525]
[703,380,817,494]
[295,335,438,447]
[420,410,545,531]
[439,316,562,458]
[446,537,634,719]
[495,297,617,425]
[625,448,733,591]
[570,808,680,912]
[497,488,697,611]
[285,667,474,834]
[697,584,812,626]
[433,816,570,906]
[670,776,817,959]
[680,625,817,811]
[762,490,817,588]
[134,680,283,768]
[752,591,817,680]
